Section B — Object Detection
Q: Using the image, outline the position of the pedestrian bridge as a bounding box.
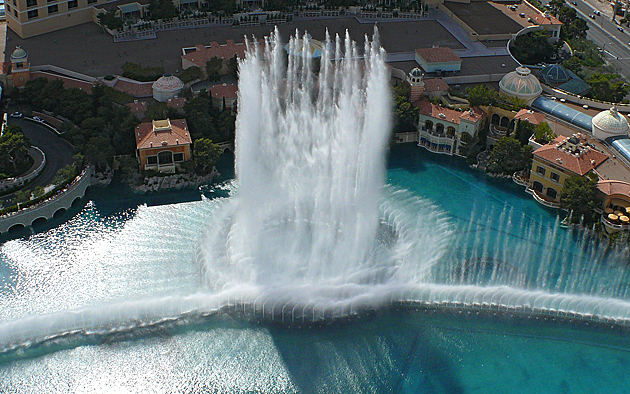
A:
[0,167,92,234]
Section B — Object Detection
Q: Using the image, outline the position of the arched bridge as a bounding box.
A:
[217,141,234,152]
[0,167,92,234]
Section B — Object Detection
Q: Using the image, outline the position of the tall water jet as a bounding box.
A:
[200,28,398,303]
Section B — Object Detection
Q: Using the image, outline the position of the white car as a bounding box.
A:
[32,116,45,123]
[10,112,23,118]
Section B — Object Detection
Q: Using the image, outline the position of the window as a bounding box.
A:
[68,0,77,8]
[173,153,184,162]
[47,0,56,3]
[532,181,543,193]
[546,187,558,200]
[550,172,560,182]
[14,9,17,16]
[12,0,16,6]
[48,4,58,13]
[5,5,10,12]
[27,9,38,18]
[26,0,37,7]
[158,151,173,165]
[536,166,546,176]
[147,156,158,165]
[87,0,96,4]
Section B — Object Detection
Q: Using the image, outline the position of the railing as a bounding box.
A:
[512,171,529,187]
[601,215,630,231]
[527,187,561,209]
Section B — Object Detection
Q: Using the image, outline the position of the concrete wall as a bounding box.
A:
[541,84,630,113]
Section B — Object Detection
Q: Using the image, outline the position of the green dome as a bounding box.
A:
[11,47,27,60]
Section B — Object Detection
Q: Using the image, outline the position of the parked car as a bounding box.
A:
[595,10,601,16]
[519,12,525,17]
[32,116,45,123]
[571,1,577,5]
[619,26,625,33]
[589,14,596,19]
[10,112,23,118]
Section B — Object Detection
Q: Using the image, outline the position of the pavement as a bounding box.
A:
[1,118,74,205]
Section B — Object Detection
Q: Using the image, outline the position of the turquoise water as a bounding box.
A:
[1,147,630,392]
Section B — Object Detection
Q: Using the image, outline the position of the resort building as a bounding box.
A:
[6,0,107,38]
[407,68,450,102]
[181,41,248,76]
[414,47,461,74]
[152,74,184,103]
[597,180,630,233]
[135,118,192,173]
[415,99,485,156]
[210,83,238,111]
[485,106,517,149]
[8,46,30,88]
[530,12,563,43]
[528,134,608,207]
[591,105,630,141]
[499,67,542,105]
[514,108,545,126]
[537,63,590,96]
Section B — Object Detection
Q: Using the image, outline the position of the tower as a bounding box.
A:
[408,68,425,102]
[10,46,30,88]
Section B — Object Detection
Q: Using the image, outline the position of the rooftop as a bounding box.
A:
[414,99,484,124]
[531,13,562,26]
[514,109,545,125]
[135,118,192,150]
[597,179,630,197]
[533,135,608,176]
[210,83,238,99]
[415,47,461,64]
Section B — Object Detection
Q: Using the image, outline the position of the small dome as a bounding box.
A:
[152,74,184,93]
[499,66,542,104]
[11,46,27,61]
[539,63,570,84]
[410,68,423,78]
[592,104,630,140]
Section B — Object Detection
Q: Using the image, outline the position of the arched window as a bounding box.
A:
[436,123,444,134]
[158,150,173,165]
[425,120,433,131]
[491,114,500,125]
[460,132,472,143]
[533,181,543,193]
[546,187,558,200]
[500,116,510,128]
[446,126,456,138]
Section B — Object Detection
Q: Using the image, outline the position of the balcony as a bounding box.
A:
[601,214,630,233]
[526,187,560,208]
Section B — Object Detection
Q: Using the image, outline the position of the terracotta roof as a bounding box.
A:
[531,13,562,26]
[30,71,94,93]
[135,118,192,150]
[211,83,238,99]
[413,99,484,124]
[415,47,461,64]
[126,101,148,113]
[533,135,608,176]
[597,180,630,197]
[166,96,187,109]
[423,78,449,93]
[113,78,153,98]
[182,40,258,68]
[514,108,546,125]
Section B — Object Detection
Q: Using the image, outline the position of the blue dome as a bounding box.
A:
[540,64,570,84]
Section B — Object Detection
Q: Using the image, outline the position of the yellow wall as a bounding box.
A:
[529,157,573,201]
[138,145,191,167]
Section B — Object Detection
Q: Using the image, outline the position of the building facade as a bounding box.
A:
[135,119,192,173]
[415,100,485,156]
[6,0,107,38]
[528,135,608,207]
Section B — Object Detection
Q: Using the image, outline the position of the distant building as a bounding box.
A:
[127,100,148,119]
[414,99,485,156]
[514,108,545,126]
[414,47,461,74]
[9,46,30,88]
[407,68,449,102]
[537,63,590,96]
[591,105,630,141]
[181,40,251,76]
[528,134,608,207]
[135,118,192,173]
[529,12,563,43]
[210,83,238,111]
[499,66,542,105]
[166,96,187,114]
[597,180,630,233]
[6,0,107,38]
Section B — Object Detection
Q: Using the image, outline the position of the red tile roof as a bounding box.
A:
[135,119,192,150]
[182,40,259,68]
[514,109,546,125]
[127,100,148,113]
[534,135,608,176]
[423,78,449,93]
[415,47,461,64]
[597,180,630,198]
[211,83,238,99]
[166,96,187,109]
[413,99,484,124]
[531,13,562,26]
[30,71,94,93]
[113,78,153,98]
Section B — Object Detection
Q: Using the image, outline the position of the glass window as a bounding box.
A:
[5,5,10,12]
[48,4,58,13]
[546,187,558,200]
[68,0,77,8]
[26,0,37,7]
[87,0,96,4]
[14,9,17,16]
[147,156,158,165]
[536,166,546,176]
[173,153,184,162]
[13,0,16,6]
[27,9,38,18]
[550,172,559,182]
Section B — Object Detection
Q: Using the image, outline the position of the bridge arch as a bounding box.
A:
[8,223,25,233]
[31,217,48,227]
[53,207,67,218]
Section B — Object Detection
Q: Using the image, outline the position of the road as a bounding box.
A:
[2,118,74,204]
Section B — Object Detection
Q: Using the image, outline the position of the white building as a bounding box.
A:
[152,74,184,103]
[591,105,630,141]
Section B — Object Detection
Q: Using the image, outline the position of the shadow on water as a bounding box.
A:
[269,310,465,394]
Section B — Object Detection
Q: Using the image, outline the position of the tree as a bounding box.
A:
[193,138,222,173]
[466,85,498,107]
[97,10,123,30]
[560,173,600,224]
[487,137,532,175]
[148,0,177,20]
[533,121,557,144]
[514,120,535,145]
[562,56,583,77]
[510,30,555,65]
[206,57,224,81]
[0,125,31,177]
[227,55,239,80]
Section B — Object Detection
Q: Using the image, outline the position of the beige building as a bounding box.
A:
[135,119,192,173]
[6,0,107,38]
